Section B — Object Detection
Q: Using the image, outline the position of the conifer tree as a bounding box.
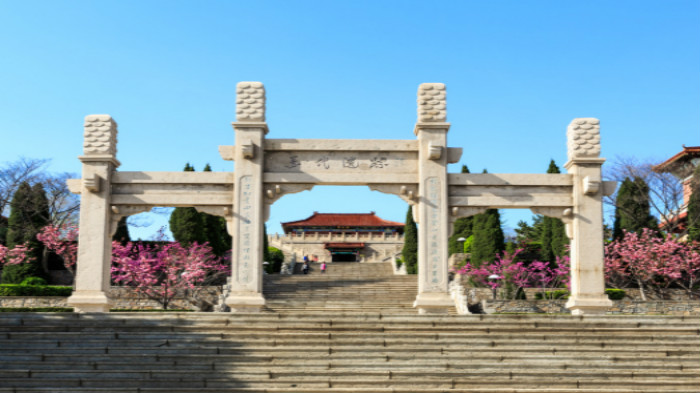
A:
[0,215,7,246]
[402,205,418,274]
[540,160,569,263]
[3,182,49,283]
[469,169,505,266]
[612,176,658,240]
[112,216,130,244]
[448,165,474,255]
[169,163,206,246]
[201,163,231,256]
[687,165,700,242]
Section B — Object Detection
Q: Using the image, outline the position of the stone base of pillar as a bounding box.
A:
[565,296,612,315]
[225,292,266,313]
[67,291,111,313]
[413,292,454,314]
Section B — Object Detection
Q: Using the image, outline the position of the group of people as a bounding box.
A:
[302,255,326,275]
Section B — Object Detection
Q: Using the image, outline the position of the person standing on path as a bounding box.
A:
[320,262,326,274]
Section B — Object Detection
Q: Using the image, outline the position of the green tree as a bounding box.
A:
[539,160,569,263]
[612,176,658,240]
[3,182,49,283]
[112,216,130,244]
[687,165,700,242]
[470,208,505,267]
[448,165,474,255]
[0,215,7,246]
[169,163,206,246]
[402,205,418,274]
[201,163,231,256]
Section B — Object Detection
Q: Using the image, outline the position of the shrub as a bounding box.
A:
[0,307,73,312]
[0,285,72,297]
[20,277,47,286]
[605,288,626,300]
[395,257,403,268]
[534,290,569,300]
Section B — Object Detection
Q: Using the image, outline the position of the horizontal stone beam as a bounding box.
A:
[448,173,573,186]
[263,172,418,185]
[264,139,419,151]
[113,171,233,184]
[111,192,232,206]
[449,195,573,208]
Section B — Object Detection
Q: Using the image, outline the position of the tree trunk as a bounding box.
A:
[636,278,647,301]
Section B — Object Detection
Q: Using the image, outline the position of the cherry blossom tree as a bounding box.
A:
[111,240,229,310]
[36,224,78,276]
[0,243,34,266]
[605,228,700,300]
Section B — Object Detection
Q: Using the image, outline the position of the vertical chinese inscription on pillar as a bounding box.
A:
[425,176,443,291]
[237,175,253,284]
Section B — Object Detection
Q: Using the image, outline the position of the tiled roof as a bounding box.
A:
[654,146,700,171]
[282,212,404,229]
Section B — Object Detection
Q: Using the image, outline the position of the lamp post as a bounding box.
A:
[488,274,500,300]
[457,237,466,253]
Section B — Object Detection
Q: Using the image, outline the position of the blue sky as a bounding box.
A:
[1,1,698,239]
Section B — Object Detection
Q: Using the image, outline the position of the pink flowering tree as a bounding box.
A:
[455,249,571,300]
[36,224,79,277]
[111,240,229,310]
[0,243,35,267]
[605,229,700,300]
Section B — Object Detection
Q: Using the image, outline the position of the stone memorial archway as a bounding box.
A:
[66,82,615,315]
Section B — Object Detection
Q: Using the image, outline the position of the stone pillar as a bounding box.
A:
[67,115,120,312]
[564,118,612,315]
[225,82,268,312]
[413,83,453,314]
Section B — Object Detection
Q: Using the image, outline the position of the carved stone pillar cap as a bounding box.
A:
[417,83,447,123]
[567,118,601,160]
[78,155,121,167]
[236,81,266,122]
[83,114,118,157]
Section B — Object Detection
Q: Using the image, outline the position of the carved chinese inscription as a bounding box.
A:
[236,175,253,285]
[425,176,443,291]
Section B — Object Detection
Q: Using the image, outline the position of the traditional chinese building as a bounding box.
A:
[653,145,700,233]
[269,212,405,262]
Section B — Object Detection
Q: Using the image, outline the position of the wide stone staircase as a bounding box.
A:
[263,262,419,314]
[1,263,699,392]
[0,312,699,392]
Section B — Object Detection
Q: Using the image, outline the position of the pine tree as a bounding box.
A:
[201,163,231,256]
[402,205,418,274]
[112,216,130,244]
[0,215,7,246]
[540,160,569,264]
[468,170,505,266]
[169,163,206,246]
[613,176,658,239]
[687,165,700,242]
[2,182,49,283]
[470,208,505,267]
[448,165,474,255]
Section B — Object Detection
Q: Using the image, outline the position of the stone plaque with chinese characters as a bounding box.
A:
[265,151,417,174]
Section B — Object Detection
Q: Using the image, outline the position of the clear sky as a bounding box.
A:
[1,1,698,239]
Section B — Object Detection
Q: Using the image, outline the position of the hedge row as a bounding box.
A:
[0,285,73,297]
[533,289,627,301]
[0,307,73,312]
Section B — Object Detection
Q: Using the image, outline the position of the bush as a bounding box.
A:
[0,307,73,312]
[395,257,403,268]
[605,288,626,300]
[20,277,47,286]
[0,285,72,297]
[109,309,193,312]
[534,289,570,300]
